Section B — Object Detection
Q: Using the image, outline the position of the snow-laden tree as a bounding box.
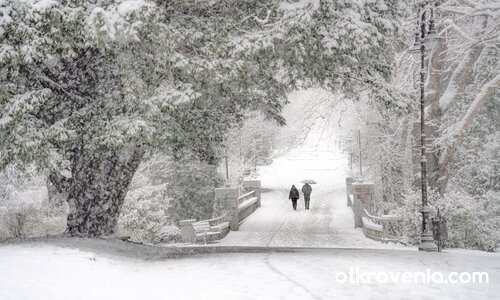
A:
[335,89,414,210]
[222,113,279,183]
[0,0,405,237]
[421,0,500,193]
[335,0,499,250]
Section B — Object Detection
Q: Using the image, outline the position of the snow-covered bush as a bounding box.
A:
[119,182,171,244]
[167,153,224,223]
[391,190,500,251]
[118,153,225,244]
[156,225,181,244]
[437,191,499,251]
[1,202,40,238]
[0,170,58,238]
[34,198,68,237]
[390,191,422,246]
[0,197,68,239]
[0,207,7,240]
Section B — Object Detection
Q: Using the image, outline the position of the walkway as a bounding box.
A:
[219,145,401,249]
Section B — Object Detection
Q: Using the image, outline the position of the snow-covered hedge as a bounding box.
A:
[167,154,224,224]
[0,171,67,239]
[0,200,67,239]
[118,152,224,244]
[118,182,171,244]
[1,203,39,238]
[392,190,500,252]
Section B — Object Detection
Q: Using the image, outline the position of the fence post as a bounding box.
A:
[352,181,374,228]
[345,177,353,206]
[215,187,240,231]
[179,219,197,243]
[242,180,261,207]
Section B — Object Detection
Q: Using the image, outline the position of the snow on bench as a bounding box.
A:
[179,213,231,244]
[192,221,230,243]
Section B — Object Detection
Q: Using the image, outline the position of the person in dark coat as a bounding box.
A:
[301,183,312,210]
[288,185,300,210]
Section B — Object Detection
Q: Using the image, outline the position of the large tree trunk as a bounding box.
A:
[431,45,485,194]
[424,36,447,193]
[59,147,143,237]
[437,74,500,192]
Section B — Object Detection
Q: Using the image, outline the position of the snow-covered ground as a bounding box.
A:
[0,242,498,300]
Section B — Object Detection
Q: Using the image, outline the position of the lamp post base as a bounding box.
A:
[419,232,438,252]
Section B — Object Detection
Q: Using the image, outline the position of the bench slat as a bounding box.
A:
[211,222,230,230]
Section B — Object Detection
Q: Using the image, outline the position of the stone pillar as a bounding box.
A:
[215,187,239,231]
[242,180,261,207]
[179,219,196,243]
[352,181,374,228]
[345,177,353,207]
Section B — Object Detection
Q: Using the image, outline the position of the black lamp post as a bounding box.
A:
[409,2,439,252]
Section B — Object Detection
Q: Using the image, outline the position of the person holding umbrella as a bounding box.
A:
[301,180,315,210]
[288,185,300,210]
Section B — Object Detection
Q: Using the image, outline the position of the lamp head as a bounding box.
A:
[425,16,440,51]
[409,32,422,60]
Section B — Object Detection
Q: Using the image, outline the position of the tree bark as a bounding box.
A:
[64,147,143,237]
[437,74,500,192]
[425,35,447,192]
[431,45,485,194]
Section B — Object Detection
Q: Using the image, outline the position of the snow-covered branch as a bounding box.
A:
[439,73,500,170]
[438,46,484,111]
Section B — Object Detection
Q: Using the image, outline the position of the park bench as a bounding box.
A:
[180,213,230,244]
[179,181,262,243]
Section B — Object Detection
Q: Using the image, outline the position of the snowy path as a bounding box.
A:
[220,145,401,249]
[0,243,498,300]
